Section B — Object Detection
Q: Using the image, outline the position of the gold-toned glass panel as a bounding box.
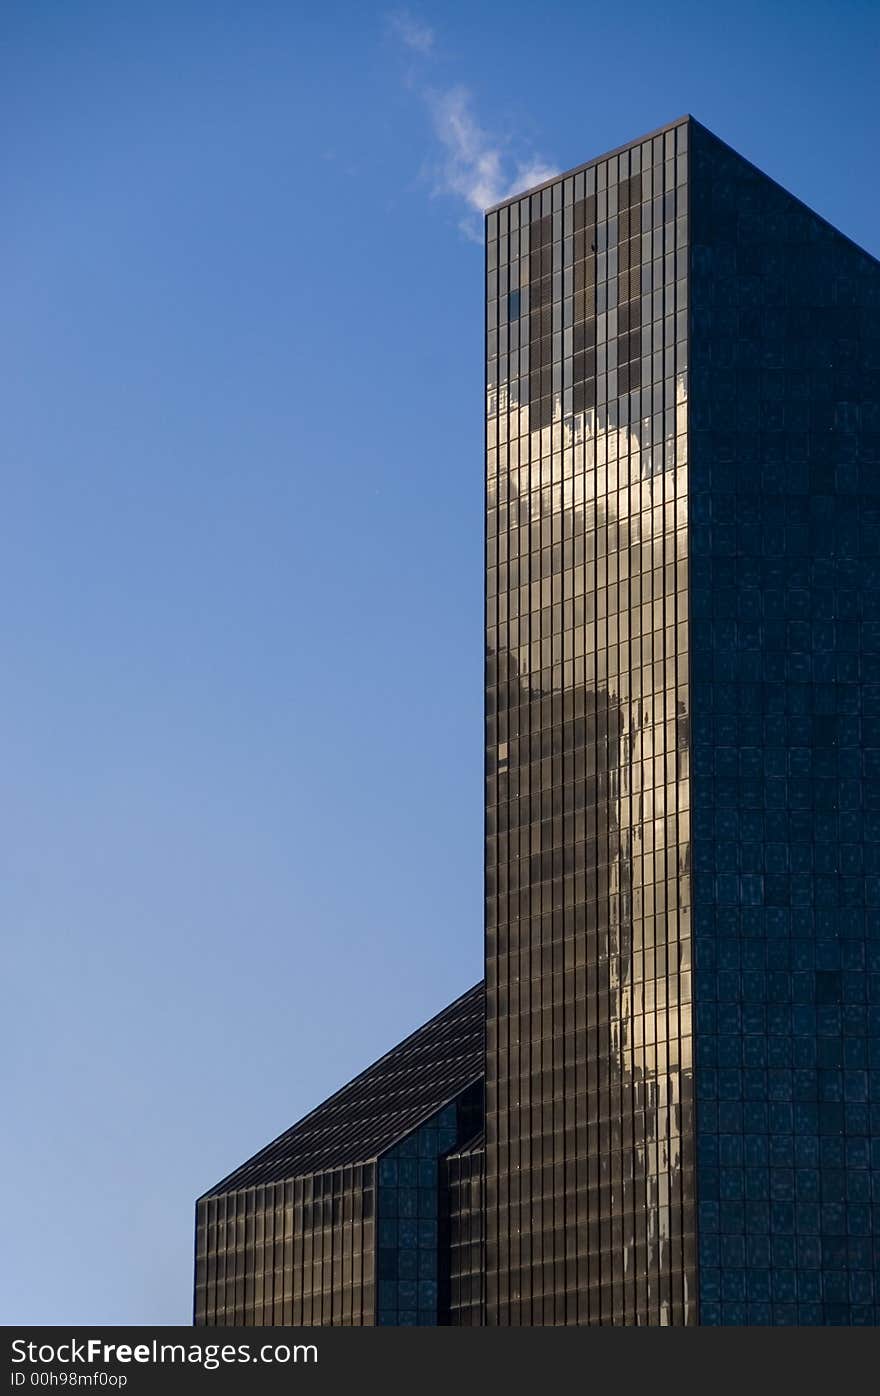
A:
[485,119,696,1325]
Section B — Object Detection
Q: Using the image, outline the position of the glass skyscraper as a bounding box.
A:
[196,117,880,1325]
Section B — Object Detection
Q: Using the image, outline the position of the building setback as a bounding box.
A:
[194,984,483,1325]
[196,116,880,1324]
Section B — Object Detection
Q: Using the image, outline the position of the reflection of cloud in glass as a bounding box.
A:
[486,128,694,1321]
[487,447,693,1320]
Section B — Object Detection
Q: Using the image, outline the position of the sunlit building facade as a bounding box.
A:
[486,116,693,1325]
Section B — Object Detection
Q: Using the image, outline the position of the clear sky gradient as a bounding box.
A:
[3,0,878,1325]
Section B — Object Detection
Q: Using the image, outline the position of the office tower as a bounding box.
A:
[194,983,483,1325]
[196,117,880,1326]
[485,116,880,1325]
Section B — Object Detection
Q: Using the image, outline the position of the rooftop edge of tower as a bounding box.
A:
[484,115,693,216]
[486,115,880,269]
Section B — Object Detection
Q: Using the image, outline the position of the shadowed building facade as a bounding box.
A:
[195,117,880,1325]
[687,123,880,1325]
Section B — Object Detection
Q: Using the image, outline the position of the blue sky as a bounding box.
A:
[2,0,878,1326]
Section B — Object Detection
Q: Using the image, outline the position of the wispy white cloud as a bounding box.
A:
[387,17,557,237]
[427,85,557,222]
[387,9,435,55]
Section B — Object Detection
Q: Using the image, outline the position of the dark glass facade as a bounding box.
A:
[688,122,880,1325]
[195,119,880,1325]
[486,118,695,1325]
[376,1088,483,1326]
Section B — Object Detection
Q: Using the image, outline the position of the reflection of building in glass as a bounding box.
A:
[195,117,880,1325]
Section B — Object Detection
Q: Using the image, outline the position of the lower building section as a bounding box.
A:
[194,984,485,1327]
[376,1090,483,1325]
[195,1165,376,1326]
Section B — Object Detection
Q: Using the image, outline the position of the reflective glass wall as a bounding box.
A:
[442,1137,486,1324]
[195,1166,375,1326]
[485,119,697,1324]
